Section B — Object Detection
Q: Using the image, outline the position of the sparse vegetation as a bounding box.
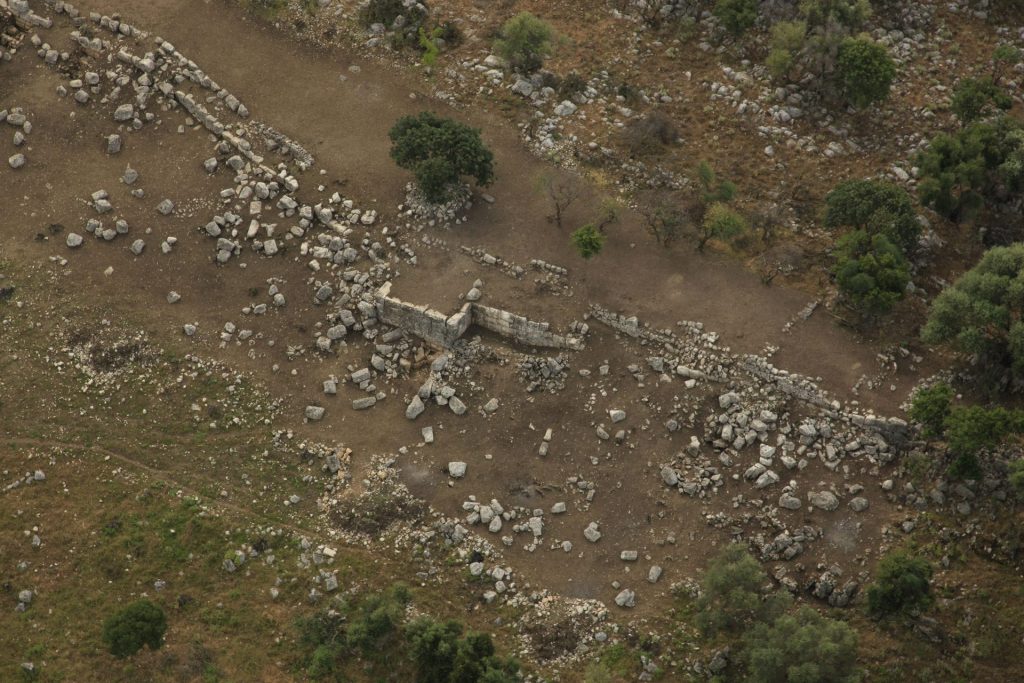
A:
[389,112,495,203]
[621,111,679,156]
[950,77,1012,125]
[639,193,689,247]
[494,12,555,74]
[536,173,582,228]
[699,202,748,251]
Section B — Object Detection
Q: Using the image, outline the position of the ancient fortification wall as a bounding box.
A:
[373,284,580,350]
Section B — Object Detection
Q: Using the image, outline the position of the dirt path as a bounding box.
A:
[77,0,924,414]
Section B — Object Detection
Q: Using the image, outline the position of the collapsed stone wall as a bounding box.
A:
[373,284,580,350]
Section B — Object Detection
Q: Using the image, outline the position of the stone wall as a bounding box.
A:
[373,284,580,350]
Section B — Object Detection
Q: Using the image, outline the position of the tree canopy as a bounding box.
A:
[836,37,896,108]
[696,544,791,635]
[922,244,1024,390]
[743,606,860,683]
[102,600,168,658]
[824,179,920,254]
[833,231,910,316]
[389,112,495,204]
[867,552,933,617]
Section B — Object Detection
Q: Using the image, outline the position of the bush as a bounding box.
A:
[742,606,860,683]
[102,600,168,658]
[908,383,953,438]
[916,114,1024,223]
[557,72,587,100]
[833,231,909,316]
[824,179,919,254]
[359,0,423,28]
[389,112,494,204]
[699,203,748,251]
[714,0,758,36]
[836,37,896,108]
[767,21,806,80]
[571,224,606,259]
[922,244,1024,390]
[493,12,555,74]
[867,552,933,617]
[347,583,411,655]
[406,617,518,683]
[621,111,679,156]
[696,161,736,206]
[1009,459,1024,496]
[696,544,791,635]
[950,77,1012,125]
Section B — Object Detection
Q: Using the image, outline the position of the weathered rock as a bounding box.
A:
[448,461,467,478]
[305,405,325,421]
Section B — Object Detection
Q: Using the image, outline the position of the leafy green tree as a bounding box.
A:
[944,405,1024,458]
[836,37,896,108]
[714,0,758,36]
[916,114,1024,223]
[389,113,495,204]
[824,179,920,254]
[908,383,953,438]
[102,600,168,658]
[571,224,606,259]
[699,203,748,251]
[833,231,910,316]
[766,21,806,80]
[992,44,1022,84]
[950,77,1012,125]
[696,544,792,635]
[922,244,1024,389]
[742,606,860,683]
[493,12,555,74]
[867,552,933,617]
[767,1,870,87]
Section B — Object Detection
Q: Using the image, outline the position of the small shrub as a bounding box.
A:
[359,0,414,28]
[621,112,678,156]
[438,20,463,47]
[699,203,748,251]
[944,405,1024,459]
[950,77,1011,125]
[836,37,896,108]
[1008,459,1024,496]
[767,21,806,80]
[571,224,606,259]
[493,12,555,74]
[389,112,494,204]
[908,383,953,438]
[558,72,587,100]
[867,552,933,617]
[696,161,736,206]
[742,606,860,683]
[713,0,757,37]
[833,231,909,317]
[102,600,168,658]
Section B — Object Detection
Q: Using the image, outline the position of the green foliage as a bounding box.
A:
[571,224,606,259]
[767,21,806,80]
[389,112,495,204]
[1008,459,1024,496]
[944,405,1024,459]
[359,0,422,28]
[700,203,748,251]
[992,44,1022,82]
[908,383,954,438]
[867,552,933,617]
[346,583,410,655]
[836,37,896,108]
[801,0,871,31]
[419,26,443,68]
[743,606,860,683]
[916,114,1024,223]
[696,161,737,206]
[824,179,920,254]
[951,77,1012,124]
[102,600,167,658]
[833,231,909,316]
[406,617,518,683]
[922,244,1024,388]
[493,12,555,74]
[714,0,758,36]
[696,544,792,635]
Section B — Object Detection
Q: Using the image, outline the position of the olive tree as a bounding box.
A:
[389,112,495,204]
[102,600,168,658]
